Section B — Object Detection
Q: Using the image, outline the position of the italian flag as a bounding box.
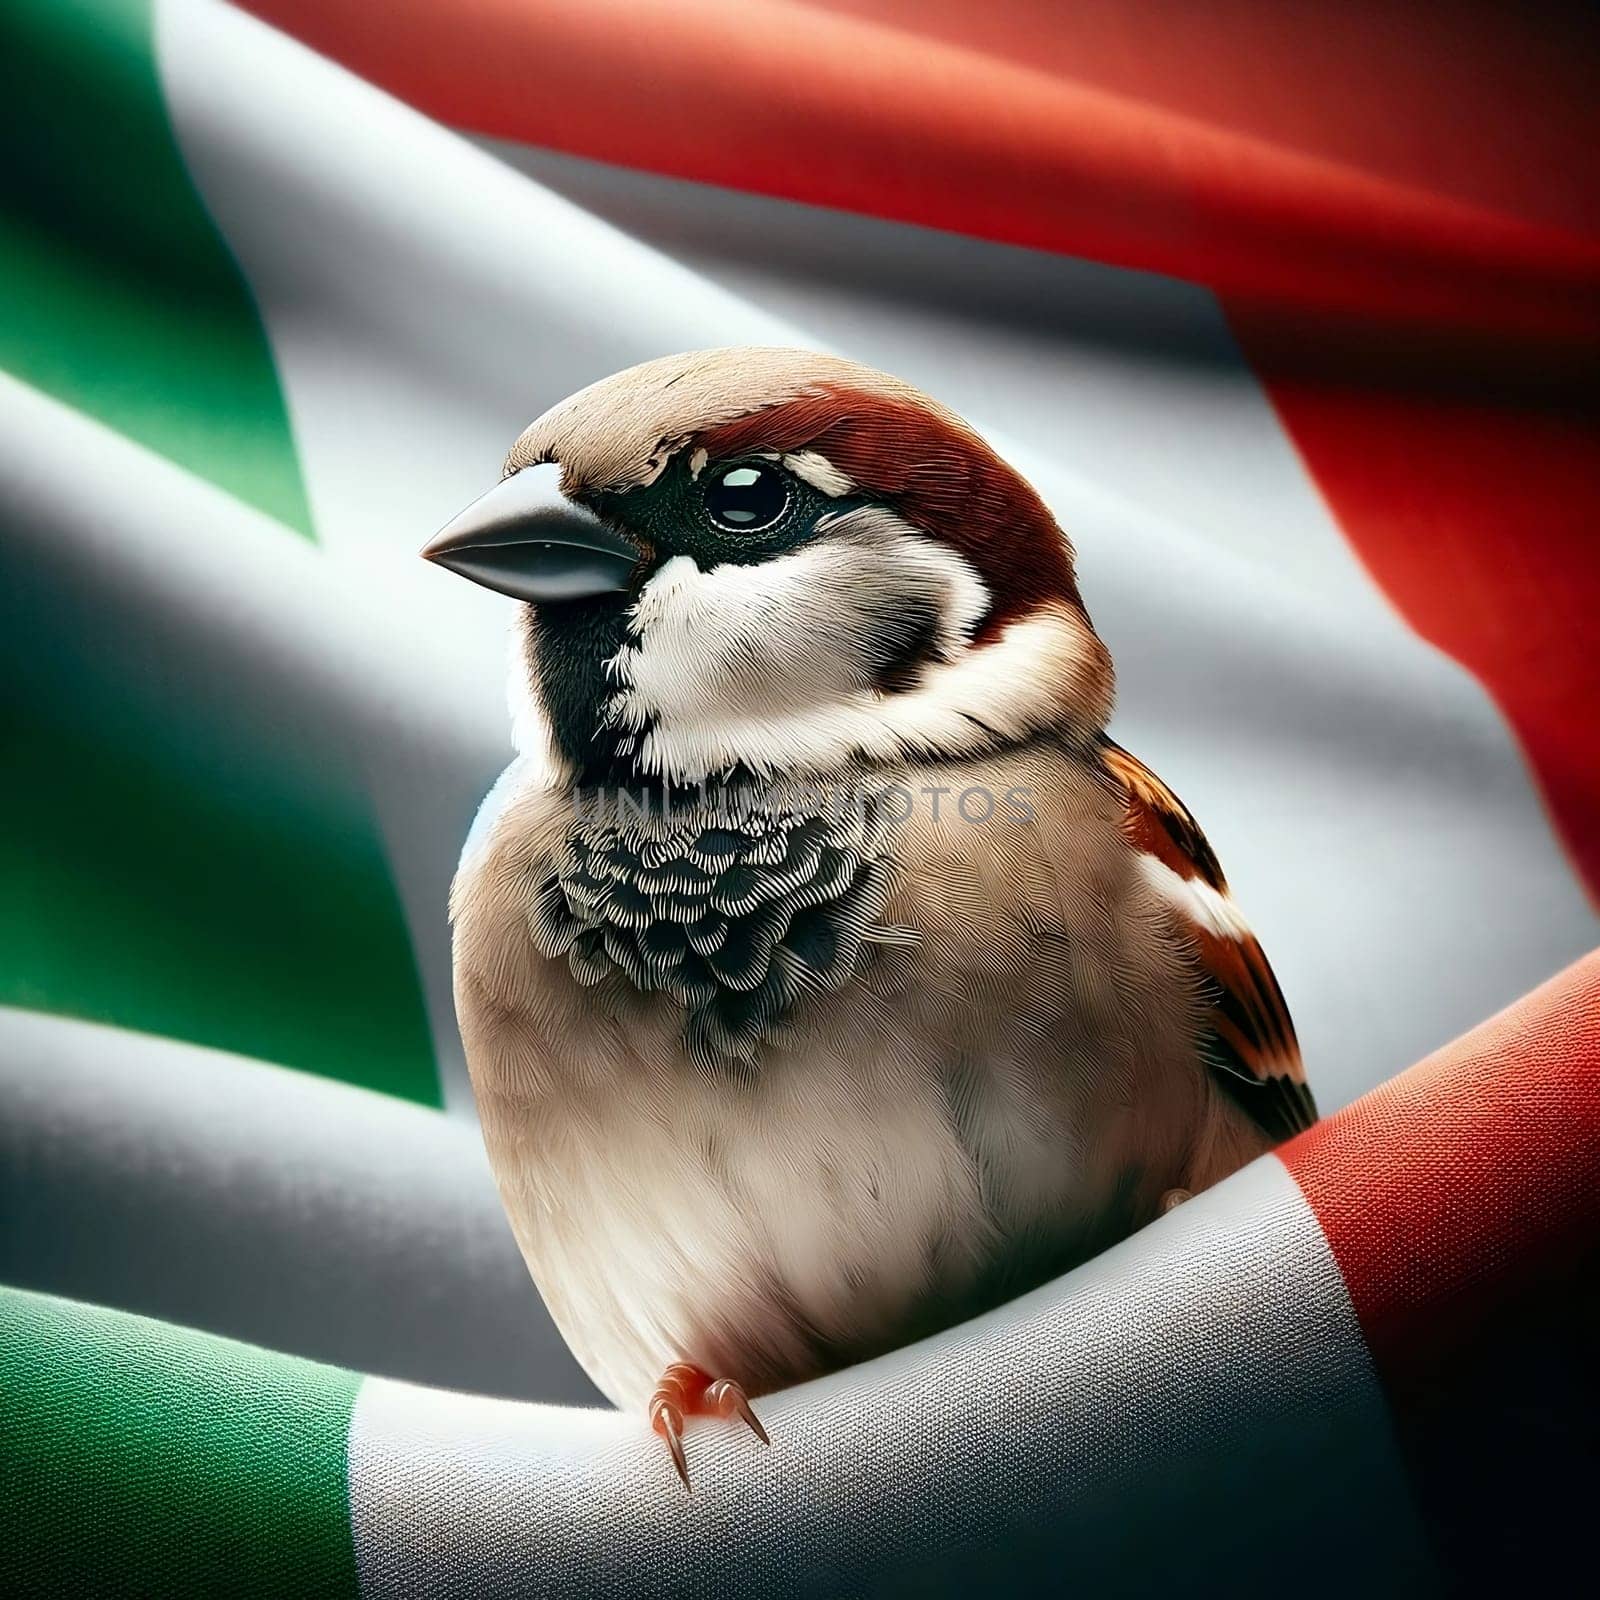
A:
[2,1,1596,1593]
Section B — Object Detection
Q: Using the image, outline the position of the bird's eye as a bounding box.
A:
[704,462,790,532]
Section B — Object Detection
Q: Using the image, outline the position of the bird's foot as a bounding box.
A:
[648,1361,769,1491]
[1160,1187,1192,1213]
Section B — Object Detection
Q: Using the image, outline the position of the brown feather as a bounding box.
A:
[1100,738,1315,1141]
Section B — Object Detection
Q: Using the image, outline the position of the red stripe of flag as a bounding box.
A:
[241,0,1600,342]
[1280,951,1600,1586]
[1281,949,1600,1379]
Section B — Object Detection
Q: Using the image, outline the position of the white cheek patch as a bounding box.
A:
[610,514,981,742]
[615,509,988,699]
[607,551,860,731]
[600,510,1105,784]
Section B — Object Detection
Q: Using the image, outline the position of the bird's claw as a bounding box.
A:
[650,1393,691,1489]
[707,1376,770,1445]
[649,1362,769,1490]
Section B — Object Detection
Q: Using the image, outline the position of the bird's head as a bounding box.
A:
[424,348,1113,787]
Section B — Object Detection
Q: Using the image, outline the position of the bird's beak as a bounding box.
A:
[420,463,641,603]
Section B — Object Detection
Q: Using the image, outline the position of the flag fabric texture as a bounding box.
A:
[1,1,1597,1594]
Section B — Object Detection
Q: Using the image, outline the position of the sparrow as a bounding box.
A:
[425,348,1313,1488]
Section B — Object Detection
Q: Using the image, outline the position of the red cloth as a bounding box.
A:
[1285,950,1600,1366]
[1284,952,1600,1585]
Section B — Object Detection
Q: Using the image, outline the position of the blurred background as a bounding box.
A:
[1,0,1597,1402]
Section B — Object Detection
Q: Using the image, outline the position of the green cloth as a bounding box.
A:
[0,1287,362,1599]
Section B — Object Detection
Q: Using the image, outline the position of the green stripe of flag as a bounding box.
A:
[0,0,443,1106]
[0,0,313,537]
[0,686,442,1107]
[0,1287,361,1599]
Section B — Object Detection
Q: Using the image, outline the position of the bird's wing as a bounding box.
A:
[1100,739,1316,1142]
